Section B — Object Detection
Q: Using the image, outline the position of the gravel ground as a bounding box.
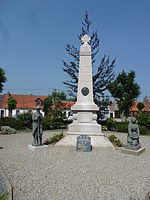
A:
[0,130,150,200]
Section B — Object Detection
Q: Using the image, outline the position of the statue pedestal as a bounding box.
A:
[56,134,114,148]
[28,144,48,151]
[121,147,145,156]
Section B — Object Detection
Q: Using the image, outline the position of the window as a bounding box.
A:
[16,110,20,116]
[110,113,113,118]
[115,111,120,118]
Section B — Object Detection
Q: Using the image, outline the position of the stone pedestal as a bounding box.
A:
[56,134,114,148]
[121,147,145,156]
[28,144,48,151]
[57,35,113,148]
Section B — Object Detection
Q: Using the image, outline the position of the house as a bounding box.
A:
[109,99,121,122]
[109,97,150,121]
[0,93,75,118]
[0,93,46,117]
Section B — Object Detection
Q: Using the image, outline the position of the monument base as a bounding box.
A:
[28,144,48,151]
[55,134,114,148]
[121,147,145,156]
[68,122,102,135]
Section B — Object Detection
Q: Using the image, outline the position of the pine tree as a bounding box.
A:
[63,12,115,105]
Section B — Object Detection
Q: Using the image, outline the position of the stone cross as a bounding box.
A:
[81,34,91,45]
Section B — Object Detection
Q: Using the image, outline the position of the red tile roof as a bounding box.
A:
[1,94,46,109]
[59,102,75,110]
[0,94,75,110]
[130,102,150,112]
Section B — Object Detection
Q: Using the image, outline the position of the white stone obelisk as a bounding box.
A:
[56,35,114,148]
[67,34,102,135]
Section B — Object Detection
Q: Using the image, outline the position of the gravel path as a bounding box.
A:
[0,130,150,200]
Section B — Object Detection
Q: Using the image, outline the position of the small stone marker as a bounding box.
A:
[76,135,91,152]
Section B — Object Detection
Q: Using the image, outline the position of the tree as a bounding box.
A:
[43,90,67,129]
[63,12,115,103]
[0,67,7,93]
[108,70,140,120]
[137,102,145,112]
[8,97,17,117]
[43,95,52,116]
[51,89,66,110]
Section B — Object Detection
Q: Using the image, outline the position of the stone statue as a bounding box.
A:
[32,107,43,146]
[125,117,141,150]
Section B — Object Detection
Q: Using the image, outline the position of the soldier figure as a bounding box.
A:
[32,107,43,146]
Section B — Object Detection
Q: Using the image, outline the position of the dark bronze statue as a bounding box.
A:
[125,117,141,150]
[32,107,43,146]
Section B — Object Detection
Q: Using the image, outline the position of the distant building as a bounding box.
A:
[2,93,150,121]
[0,93,75,118]
[0,93,46,117]
[109,97,150,121]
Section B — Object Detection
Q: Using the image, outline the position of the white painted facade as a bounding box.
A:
[0,108,45,118]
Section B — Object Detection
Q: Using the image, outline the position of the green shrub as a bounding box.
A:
[116,122,128,133]
[43,132,64,145]
[108,134,123,147]
[0,191,10,200]
[51,132,64,143]
[43,111,66,130]
[1,113,32,131]
[43,115,51,130]
[50,110,66,129]
[17,112,32,129]
[102,125,107,131]
[139,126,150,135]
[1,117,21,130]
[106,118,116,131]
[145,191,150,200]
[1,126,16,134]
[136,112,150,129]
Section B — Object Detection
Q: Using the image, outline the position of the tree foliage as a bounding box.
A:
[63,12,115,102]
[0,67,7,93]
[43,89,67,130]
[137,102,145,112]
[136,112,150,129]
[8,97,17,116]
[43,89,67,116]
[43,95,52,116]
[51,89,67,110]
[108,70,140,118]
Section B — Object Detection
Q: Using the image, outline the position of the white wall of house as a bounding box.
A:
[0,108,45,117]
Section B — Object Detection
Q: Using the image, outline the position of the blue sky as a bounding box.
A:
[0,0,150,100]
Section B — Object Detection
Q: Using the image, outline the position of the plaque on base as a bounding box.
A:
[76,135,91,152]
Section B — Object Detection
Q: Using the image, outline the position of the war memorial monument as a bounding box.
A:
[56,34,114,148]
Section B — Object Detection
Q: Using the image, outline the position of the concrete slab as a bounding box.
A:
[28,144,48,151]
[55,134,114,149]
[121,147,145,156]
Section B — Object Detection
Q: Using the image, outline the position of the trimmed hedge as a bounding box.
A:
[106,118,116,131]
[106,118,128,133]
[1,117,22,130]
[139,126,150,135]
[106,117,150,136]
[115,122,128,133]
[1,112,32,130]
